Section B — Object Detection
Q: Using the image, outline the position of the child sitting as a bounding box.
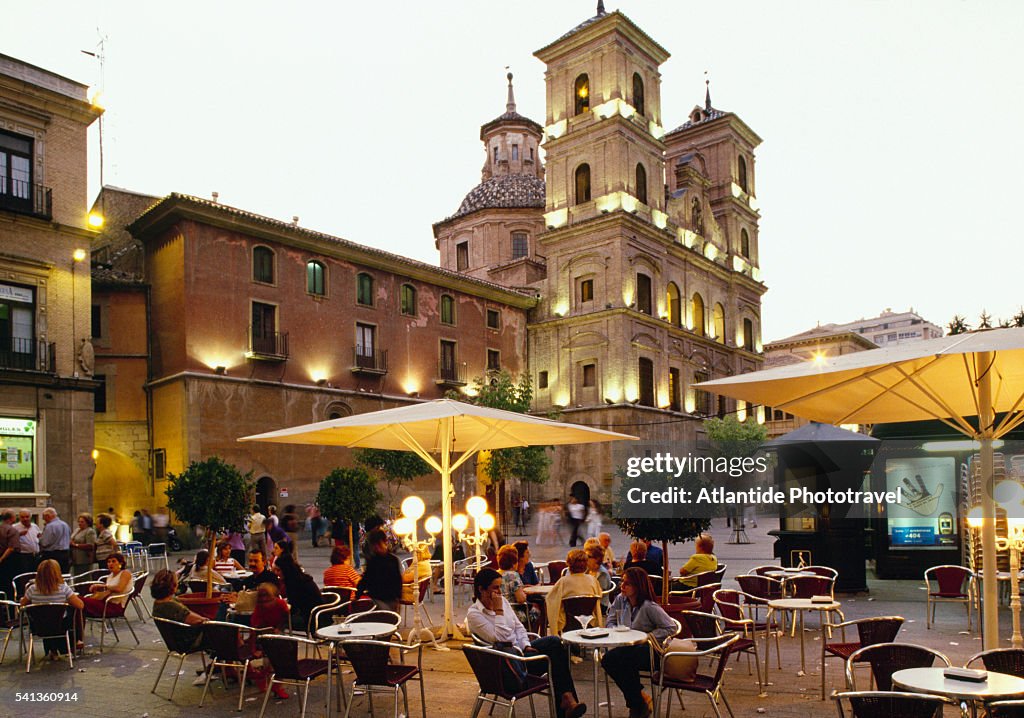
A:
[251,582,290,699]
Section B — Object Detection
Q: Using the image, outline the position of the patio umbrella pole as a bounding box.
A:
[440,416,468,641]
[979,352,999,649]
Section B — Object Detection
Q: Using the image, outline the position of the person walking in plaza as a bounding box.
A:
[281,505,300,559]
[140,508,154,544]
[248,506,267,558]
[585,500,602,539]
[356,528,402,612]
[152,507,169,544]
[69,513,97,578]
[566,496,585,547]
[15,510,41,578]
[467,568,587,718]
[602,568,676,718]
[39,507,71,573]
[0,511,19,599]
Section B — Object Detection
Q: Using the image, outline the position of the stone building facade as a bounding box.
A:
[0,55,102,520]
[437,9,767,501]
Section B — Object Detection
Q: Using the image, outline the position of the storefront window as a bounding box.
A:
[0,417,35,493]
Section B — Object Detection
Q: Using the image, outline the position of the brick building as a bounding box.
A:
[0,55,102,519]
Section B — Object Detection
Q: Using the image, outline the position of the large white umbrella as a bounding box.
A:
[239,398,635,638]
[698,327,1024,648]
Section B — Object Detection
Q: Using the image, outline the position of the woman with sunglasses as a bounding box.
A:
[601,567,676,718]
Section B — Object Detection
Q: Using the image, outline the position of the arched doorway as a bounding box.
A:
[255,476,276,512]
[92,447,148,542]
[569,480,591,506]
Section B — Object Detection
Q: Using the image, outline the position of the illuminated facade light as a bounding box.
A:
[651,209,668,229]
[544,208,568,229]
[88,212,104,228]
[811,350,828,366]
[545,119,568,139]
[72,248,87,262]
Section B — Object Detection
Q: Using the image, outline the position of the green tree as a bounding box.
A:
[354,448,432,510]
[165,457,253,597]
[948,315,971,335]
[611,469,710,602]
[704,415,768,528]
[316,467,382,560]
[979,310,993,330]
[1013,308,1024,328]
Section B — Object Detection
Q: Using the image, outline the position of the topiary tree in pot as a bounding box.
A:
[165,456,253,598]
[316,466,382,563]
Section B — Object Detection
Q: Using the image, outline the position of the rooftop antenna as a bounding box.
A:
[81,31,108,188]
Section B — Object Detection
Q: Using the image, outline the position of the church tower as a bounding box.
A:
[434,74,547,288]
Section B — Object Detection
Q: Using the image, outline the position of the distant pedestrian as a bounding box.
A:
[39,508,71,573]
[248,506,267,559]
[69,513,97,578]
[152,507,169,543]
[566,497,585,547]
[140,509,154,545]
[586,500,602,539]
[282,505,300,560]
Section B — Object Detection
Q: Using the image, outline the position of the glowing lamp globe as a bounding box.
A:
[424,516,442,535]
[480,514,495,531]
[401,495,426,521]
[967,506,984,529]
[466,496,488,519]
[995,480,1024,509]
[392,517,413,537]
[452,513,469,533]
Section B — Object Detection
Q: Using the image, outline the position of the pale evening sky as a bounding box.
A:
[6,1,1022,342]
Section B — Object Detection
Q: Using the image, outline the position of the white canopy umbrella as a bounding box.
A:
[239,398,635,639]
[698,327,1024,648]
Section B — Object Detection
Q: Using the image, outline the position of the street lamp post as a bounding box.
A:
[392,495,447,651]
[453,495,494,571]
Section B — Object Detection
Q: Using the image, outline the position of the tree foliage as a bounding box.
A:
[354,448,432,506]
[703,415,767,458]
[948,315,971,335]
[316,467,382,529]
[165,456,253,596]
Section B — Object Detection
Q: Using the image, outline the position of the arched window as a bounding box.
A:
[635,163,647,205]
[738,155,748,192]
[713,303,725,343]
[253,246,274,283]
[743,318,755,351]
[400,284,416,315]
[740,229,750,258]
[638,357,654,407]
[440,294,455,325]
[632,72,645,116]
[306,260,325,296]
[635,273,652,315]
[691,198,704,236]
[666,282,681,327]
[574,74,590,115]
[356,272,373,306]
[691,293,706,337]
[575,164,591,204]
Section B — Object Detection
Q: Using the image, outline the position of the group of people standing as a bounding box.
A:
[534,497,604,547]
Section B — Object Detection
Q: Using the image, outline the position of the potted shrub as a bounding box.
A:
[316,466,382,563]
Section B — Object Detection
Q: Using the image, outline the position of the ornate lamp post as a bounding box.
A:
[453,495,495,570]
[969,485,1024,649]
[392,495,447,651]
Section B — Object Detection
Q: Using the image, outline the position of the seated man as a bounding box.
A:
[242,549,279,591]
[467,569,586,718]
[677,533,718,588]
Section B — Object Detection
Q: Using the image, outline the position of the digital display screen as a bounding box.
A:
[886,456,957,548]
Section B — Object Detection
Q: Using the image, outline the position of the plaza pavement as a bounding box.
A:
[0,514,999,717]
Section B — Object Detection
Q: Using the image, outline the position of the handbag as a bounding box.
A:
[234,589,258,613]
[657,637,698,683]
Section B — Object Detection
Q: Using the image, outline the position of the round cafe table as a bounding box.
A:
[764,597,841,696]
[317,622,400,717]
[562,627,648,718]
[893,667,1024,718]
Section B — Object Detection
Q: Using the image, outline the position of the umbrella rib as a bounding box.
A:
[449,424,510,473]
[391,425,444,475]
[889,363,979,436]
[465,414,531,447]
[994,406,1024,439]
[964,354,984,421]
[774,362,905,411]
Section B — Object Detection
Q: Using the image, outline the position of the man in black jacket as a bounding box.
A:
[356,528,402,611]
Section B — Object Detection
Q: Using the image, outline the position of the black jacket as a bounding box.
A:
[357,551,403,603]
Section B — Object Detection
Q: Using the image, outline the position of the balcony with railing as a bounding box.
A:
[0,338,55,373]
[351,348,388,375]
[435,361,467,387]
[0,180,52,220]
[246,327,289,360]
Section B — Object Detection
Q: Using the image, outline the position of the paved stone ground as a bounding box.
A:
[0,515,999,717]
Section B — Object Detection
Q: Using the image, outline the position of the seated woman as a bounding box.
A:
[467,569,586,718]
[273,551,325,630]
[323,545,361,589]
[497,544,538,629]
[187,549,228,589]
[677,533,717,588]
[601,568,677,718]
[545,549,602,635]
[82,553,133,617]
[213,541,244,574]
[585,545,613,613]
[21,559,85,655]
[513,540,539,586]
[150,569,206,625]
[401,545,432,602]
[622,540,661,577]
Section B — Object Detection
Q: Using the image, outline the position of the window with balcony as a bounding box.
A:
[486,309,500,330]
[440,294,455,325]
[574,74,590,115]
[439,340,460,384]
[355,322,376,367]
[0,130,48,219]
[306,260,326,296]
[487,349,501,371]
[249,301,287,358]
[511,232,528,259]
[253,246,274,284]
[356,272,374,306]
[400,284,417,316]
[456,242,469,271]
[638,358,654,407]
[635,273,652,315]
[0,283,37,371]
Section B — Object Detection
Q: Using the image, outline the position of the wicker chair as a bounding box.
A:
[966,647,1024,678]
[671,583,720,614]
[151,617,206,700]
[127,571,150,622]
[257,635,330,718]
[23,602,77,672]
[463,643,556,718]
[198,620,265,711]
[821,616,903,699]
[845,642,950,691]
[341,639,425,718]
[714,588,781,670]
[680,609,761,692]
[987,700,1024,718]
[545,561,567,585]
[560,594,599,634]
[805,565,838,580]
[83,590,138,653]
[923,565,976,630]
[833,690,949,718]
[653,633,739,718]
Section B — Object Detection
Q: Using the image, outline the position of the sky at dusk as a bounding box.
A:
[7,1,1023,342]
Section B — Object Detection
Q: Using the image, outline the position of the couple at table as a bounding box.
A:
[469,567,674,718]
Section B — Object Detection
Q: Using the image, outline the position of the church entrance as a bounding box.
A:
[255,476,276,512]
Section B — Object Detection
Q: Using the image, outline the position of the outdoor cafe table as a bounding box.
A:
[317,622,401,717]
[562,627,648,718]
[893,667,1024,718]
[764,597,841,698]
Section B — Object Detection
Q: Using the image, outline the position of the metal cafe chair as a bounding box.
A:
[967,647,1024,678]
[652,633,739,718]
[463,643,556,718]
[923,565,976,631]
[833,690,951,718]
[844,642,950,692]
[341,638,426,718]
[23,602,78,672]
[821,616,903,699]
[151,616,206,701]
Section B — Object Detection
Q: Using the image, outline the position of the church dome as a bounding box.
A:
[449,174,545,220]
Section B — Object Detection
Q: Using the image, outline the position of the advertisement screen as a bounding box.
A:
[886,456,957,548]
